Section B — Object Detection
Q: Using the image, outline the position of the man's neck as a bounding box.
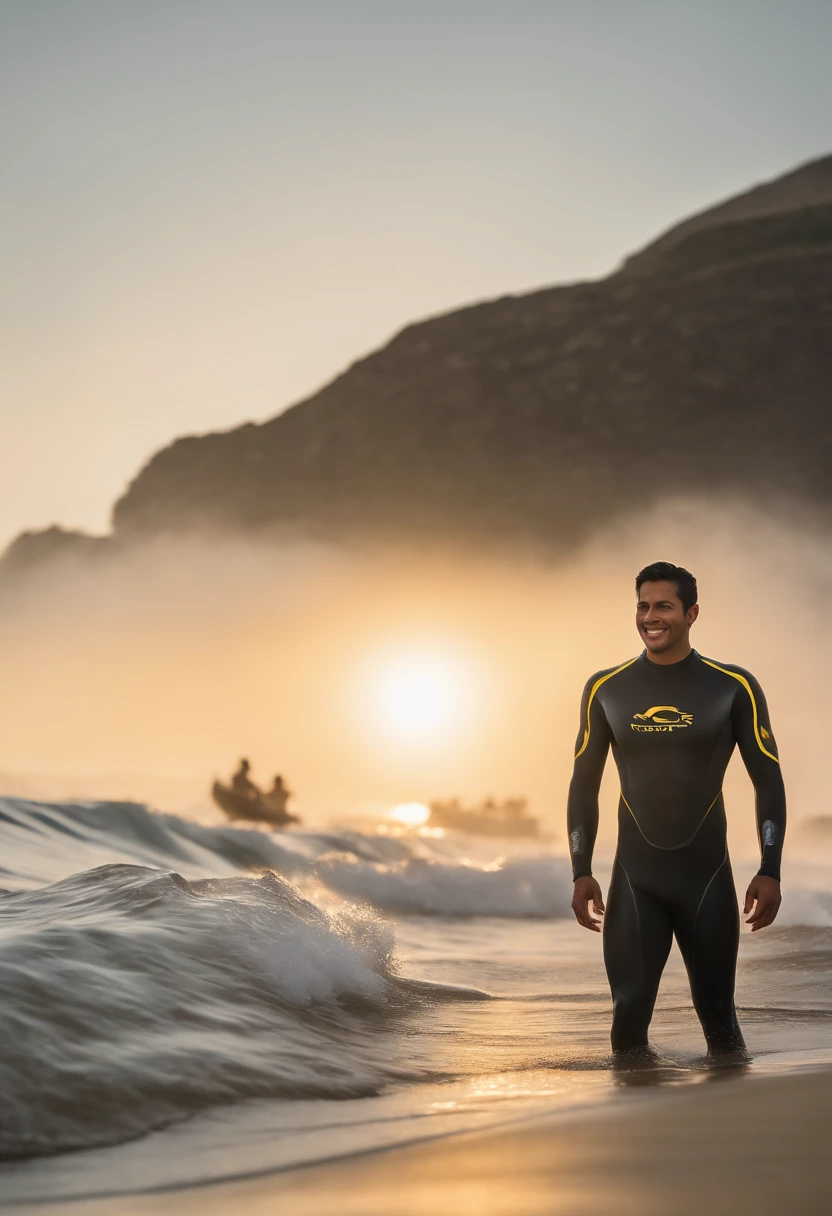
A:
[644,641,693,667]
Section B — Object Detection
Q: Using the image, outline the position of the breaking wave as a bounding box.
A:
[0,796,567,1158]
[0,795,574,917]
[0,862,421,1157]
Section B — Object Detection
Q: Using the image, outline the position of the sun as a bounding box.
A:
[348,638,487,754]
[377,652,460,738]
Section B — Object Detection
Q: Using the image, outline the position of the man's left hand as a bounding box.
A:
[744,875,782,932]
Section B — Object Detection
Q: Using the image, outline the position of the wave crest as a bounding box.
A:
[0,863,407,1158]
[318,853,574,917]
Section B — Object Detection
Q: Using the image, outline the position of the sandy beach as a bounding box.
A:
[26,1066,832,1216]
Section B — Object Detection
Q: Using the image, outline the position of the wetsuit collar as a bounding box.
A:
[639,648,699,671]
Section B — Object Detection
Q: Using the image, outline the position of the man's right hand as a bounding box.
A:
[571,875,605,932]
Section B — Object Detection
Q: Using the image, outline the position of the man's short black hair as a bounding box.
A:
[635,561,698,613]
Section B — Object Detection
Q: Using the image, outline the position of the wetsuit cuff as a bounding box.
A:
[572,868,592,881]
[757,864,781,882]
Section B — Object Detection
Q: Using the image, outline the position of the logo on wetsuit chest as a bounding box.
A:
[631,705,694,732]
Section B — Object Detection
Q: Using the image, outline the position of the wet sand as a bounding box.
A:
[27,1066,832,1216]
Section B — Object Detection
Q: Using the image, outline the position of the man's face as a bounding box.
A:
[636,580,697,655]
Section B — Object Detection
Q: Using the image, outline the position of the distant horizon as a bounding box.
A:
[3,0,831,552]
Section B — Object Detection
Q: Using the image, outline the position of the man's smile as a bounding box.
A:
[643,625,669,639]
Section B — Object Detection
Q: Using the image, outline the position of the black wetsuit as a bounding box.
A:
[567,649,786,1054]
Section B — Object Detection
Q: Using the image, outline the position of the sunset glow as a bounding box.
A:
[370,648,473,742]
[380,655,455,733]
[388,802,432,827]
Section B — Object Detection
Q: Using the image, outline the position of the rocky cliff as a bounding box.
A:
[5,154,832,571]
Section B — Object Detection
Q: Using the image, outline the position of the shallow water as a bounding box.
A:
[1,797,831,1205]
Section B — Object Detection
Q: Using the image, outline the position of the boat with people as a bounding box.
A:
[427,796,540,838]
[211,759,300,828]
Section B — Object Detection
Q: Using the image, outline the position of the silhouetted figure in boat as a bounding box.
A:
[231,758,260,801]
[211,762,299,828]
[263,774,291,817]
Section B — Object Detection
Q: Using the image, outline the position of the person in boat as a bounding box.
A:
[503,798,527,821]
[263,773,291,816]
[230,758,261,801]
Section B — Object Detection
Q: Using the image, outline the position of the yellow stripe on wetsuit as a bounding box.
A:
[574,657,639,759]
[700,658,779,764]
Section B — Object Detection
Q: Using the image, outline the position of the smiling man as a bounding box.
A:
[567,560,786,1058]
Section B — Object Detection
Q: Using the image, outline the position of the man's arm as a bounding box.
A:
[731,667,787,930]
[567,674,612,930]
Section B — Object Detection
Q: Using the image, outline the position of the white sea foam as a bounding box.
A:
[0,861,413,1157]
[768,859,832,928]
[317,853,574,917]
[0,797,572,1159]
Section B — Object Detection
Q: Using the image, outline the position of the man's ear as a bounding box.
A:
[688,604,700,626]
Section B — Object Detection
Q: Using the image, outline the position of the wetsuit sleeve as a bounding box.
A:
[566,675,612,880]
[731,669,786,882]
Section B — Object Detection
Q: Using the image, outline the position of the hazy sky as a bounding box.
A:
[2,0,830,553]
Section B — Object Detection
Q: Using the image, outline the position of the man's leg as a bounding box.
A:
[603,857,673,1053]
[674,852,745,1055]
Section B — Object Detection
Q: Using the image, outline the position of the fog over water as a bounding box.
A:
[0,498,828,853]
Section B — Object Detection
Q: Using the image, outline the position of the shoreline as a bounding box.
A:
[21,1064,832,1216]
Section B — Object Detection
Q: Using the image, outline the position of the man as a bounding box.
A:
[567,560,786,1058]
[263,773,292,817]
[231,757,260,801]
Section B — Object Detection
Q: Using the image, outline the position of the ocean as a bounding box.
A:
[1,796,832,1207]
